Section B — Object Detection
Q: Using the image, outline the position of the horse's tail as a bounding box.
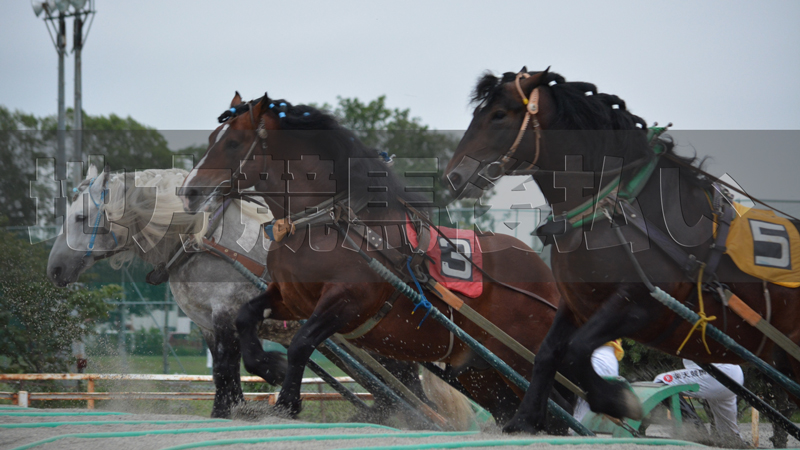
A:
[420,363,477,431]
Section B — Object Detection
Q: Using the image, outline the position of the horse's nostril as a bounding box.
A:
[447,172,462,189]
[51,266,62,280]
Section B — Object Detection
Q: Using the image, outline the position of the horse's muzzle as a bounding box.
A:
[48,264,71,287]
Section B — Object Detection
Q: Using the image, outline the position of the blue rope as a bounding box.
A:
[84,177,118,256]
[406,257,432,328]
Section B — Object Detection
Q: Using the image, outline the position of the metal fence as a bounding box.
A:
[0,373,370,409]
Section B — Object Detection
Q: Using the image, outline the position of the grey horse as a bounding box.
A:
[47,166,288,417]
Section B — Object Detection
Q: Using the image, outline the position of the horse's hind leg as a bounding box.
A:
[503,306,577,434]
[379,358,433,408]
[236,284,288,385]
[209,309,245,418]
[347,355,430,426]
[275,292,359,417]
[459,367,521,425]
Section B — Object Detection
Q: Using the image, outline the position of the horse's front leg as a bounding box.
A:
[275,290,358,417]
[236,284,288,385]
[559,284,657,421]
[209,309,244,418]
[503,305,578,433]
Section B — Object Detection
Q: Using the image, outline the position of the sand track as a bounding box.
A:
[1,407,797,450]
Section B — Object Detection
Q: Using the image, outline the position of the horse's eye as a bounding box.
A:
[225,140,240,150]
[492,110,507,121]
[75,214,86,222]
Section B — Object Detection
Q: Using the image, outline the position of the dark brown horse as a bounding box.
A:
[444,67,800,433]
[180,92,566,425]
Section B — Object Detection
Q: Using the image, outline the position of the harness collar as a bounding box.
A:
[537,126,672,234]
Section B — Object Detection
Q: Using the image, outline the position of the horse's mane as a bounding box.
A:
[78,169,265,268]
[472,70,710,187]
[253,98,430,211]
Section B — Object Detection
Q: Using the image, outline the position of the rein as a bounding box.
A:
[662,152,800,222]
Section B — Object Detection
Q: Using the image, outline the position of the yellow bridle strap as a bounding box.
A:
[677,264,717,355]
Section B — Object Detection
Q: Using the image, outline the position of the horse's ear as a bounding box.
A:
[520,66,528,74]
[519,68,551,95]
[86,164,98,180]
[230,91,242,107]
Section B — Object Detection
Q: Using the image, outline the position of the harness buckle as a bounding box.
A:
[484,160,506,180]
[684,254,701,281]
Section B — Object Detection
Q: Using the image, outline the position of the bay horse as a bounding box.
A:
[444,67,800,433]
[180,93,566,426]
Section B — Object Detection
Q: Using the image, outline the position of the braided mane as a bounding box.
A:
[472,70,649,132]
[218,96,430,212]
[472,70,709,187]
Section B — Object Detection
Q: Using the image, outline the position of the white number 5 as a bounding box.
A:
[750,220,790,269]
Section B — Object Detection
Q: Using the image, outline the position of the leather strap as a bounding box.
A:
[616,200,704,281]
[203,237,268,280]
[340,290,403,340]
[339,211,431,340]
[408,219,431,276]
[146,199,234,286]
[704,186,734,277]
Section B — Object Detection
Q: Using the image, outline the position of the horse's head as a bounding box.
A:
[47,165,129,287]
[446,67,653,202]
[444,68,557,199]
[182,92,367,215]
[181,91,281,214]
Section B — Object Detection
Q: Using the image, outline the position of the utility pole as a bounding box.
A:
[73,12,83,184]
[119,269,128,369]
[163,288,170,374]
[33,0,97,191]
[56,13,67,219]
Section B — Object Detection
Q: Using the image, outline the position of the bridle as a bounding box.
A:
[201,99,270,205]
[82,172,124,260]
[230,101,269,184]
[478,72,543,181]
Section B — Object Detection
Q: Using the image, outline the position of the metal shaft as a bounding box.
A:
[342,230,594,436]
[700,363,800,441]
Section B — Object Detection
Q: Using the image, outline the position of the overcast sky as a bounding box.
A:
[2,0,799,207]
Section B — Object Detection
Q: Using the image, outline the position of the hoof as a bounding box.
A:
[247,352,288,386]
[502,414,544,435]
[210,408,231,419]
[592,381,643,421]
[274,398,303,419]
[263,353,288,385]
[619,387,644,421]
